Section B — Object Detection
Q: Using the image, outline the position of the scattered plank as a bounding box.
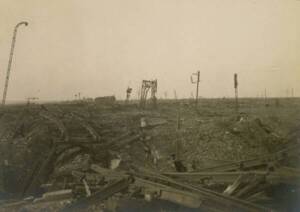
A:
[60,177,134,212]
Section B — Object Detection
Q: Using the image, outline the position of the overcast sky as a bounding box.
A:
[0,0,299,101]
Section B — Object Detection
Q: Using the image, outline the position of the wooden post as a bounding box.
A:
[176,106,181,160]
[196,71,200,105]
[234,73,239,112]
[191,71,200,106]
[174,90,177,100]
[264,88,267,106]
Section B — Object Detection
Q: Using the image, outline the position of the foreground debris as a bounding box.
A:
[0,99,300,211]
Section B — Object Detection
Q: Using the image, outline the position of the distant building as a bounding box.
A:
[94,96,116,105]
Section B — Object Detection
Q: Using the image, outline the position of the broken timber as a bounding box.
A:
[61,177,133,212]
[39,111,69,141]
[162,169,300,186]
[21,148,57,197]
[69,112,100,142]
[130,167,268,211]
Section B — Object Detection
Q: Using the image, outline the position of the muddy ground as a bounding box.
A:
[0,98,299,211]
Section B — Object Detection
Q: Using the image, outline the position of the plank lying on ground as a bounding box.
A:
[33,189,73,203]
[90,164,128,179]
[69,113,100,142]
[22,148,57,197]
[60,177,133,212]
[0,198,34,210]
[70,165,269,211]
[131,167,269,212]
[163,170,300,186]
[103,134,141,150]
[223,175,244,195]
[163,171,268,184]
[39,111,69,141]
[134,177,202,208]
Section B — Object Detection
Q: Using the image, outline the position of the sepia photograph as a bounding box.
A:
[0,0,299,211]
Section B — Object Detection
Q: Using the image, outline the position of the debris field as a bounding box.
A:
[0,98,300,212]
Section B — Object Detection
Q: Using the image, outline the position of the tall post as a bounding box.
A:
[151,80,157,108]
[176,105,181,160]
[196,71,200,105]
[125,87,132,103]
[2,21,28,105]
[264,88,268,106]
[234,73,239,112]
[174,90,177,100]
[191,71,200,105]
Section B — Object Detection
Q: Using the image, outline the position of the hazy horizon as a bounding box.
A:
[0,0,299,101]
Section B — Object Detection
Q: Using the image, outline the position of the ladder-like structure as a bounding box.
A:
[139,80,157,109]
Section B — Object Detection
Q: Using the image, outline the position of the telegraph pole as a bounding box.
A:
[176,104,182,160]
[174,90,177,100]
[191,71,200,105]
[234,73,239,112]
[264,88,268,106]
[2,21,28,105]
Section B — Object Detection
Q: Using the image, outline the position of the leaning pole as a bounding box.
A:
[2,21,28,106]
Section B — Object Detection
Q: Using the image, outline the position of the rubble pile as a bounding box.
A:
[0,101,299,211]
[182,115,285,164]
